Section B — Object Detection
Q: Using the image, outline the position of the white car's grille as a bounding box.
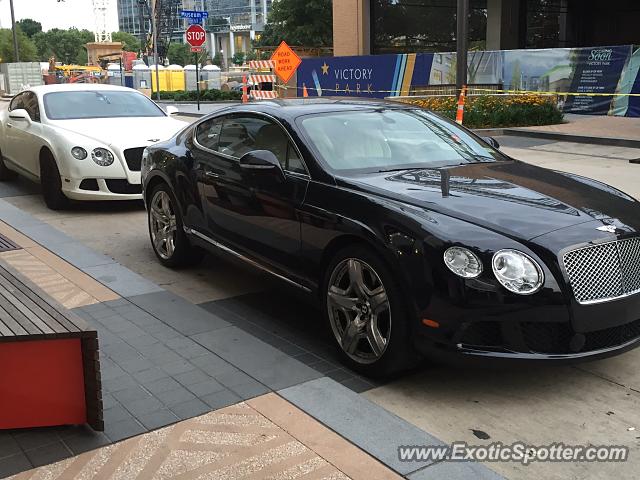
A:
[563,238,640,304]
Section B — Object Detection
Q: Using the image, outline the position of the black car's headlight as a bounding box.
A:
[444,247,483,278]
[92,148,114,167]
[492,249,544,295]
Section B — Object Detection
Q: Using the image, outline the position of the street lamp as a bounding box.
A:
[456,0,469,93]
[9,0,19,62]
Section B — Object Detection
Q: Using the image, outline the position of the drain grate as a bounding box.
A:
[0,233,20,253]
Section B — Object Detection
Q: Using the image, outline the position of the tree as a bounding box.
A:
[112,31,140,52]
[166,42,191,66]
[257,0,332,47]
[232,52,245,66]
[16,19,42,38]
[0,28,39,62]
[33,28,93,64]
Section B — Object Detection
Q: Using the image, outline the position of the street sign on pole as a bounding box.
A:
[271,41,301,84]
[185,24,207,49]
[180,10,209,25]
[185,24,206,111]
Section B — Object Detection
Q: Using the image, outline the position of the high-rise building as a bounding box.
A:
[117,0,272,61]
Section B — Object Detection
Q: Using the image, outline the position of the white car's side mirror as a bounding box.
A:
[166,106,179,116]
[9,109,31,123]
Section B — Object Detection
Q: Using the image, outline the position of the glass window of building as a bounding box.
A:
[371,0,488,54]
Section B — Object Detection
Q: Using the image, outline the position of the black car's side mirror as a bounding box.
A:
[482,136,500,149]
[239,150,284,180]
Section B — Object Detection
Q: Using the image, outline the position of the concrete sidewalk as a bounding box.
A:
[7,395,398,480]
[0,201,502,480]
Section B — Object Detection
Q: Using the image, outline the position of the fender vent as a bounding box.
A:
[0,233,20,252]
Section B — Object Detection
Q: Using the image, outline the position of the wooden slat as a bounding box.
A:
[0,281,54,335]
[0,265,85,335]
[0,296,30,336]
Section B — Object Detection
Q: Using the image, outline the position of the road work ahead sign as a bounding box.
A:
[271,41,301,84]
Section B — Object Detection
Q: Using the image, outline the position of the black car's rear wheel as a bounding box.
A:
[148,183,204,268]
[323,245,416,377]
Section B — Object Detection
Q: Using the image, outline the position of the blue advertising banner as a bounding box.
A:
[298,45,639,117]
[296,53,433,98]
[563,46,631,115]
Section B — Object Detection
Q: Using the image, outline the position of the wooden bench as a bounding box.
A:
[0,261,103,431]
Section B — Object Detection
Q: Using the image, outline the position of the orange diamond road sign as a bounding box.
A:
[271,41,302,84]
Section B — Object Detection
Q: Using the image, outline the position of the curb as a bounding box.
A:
[500,128,640,149]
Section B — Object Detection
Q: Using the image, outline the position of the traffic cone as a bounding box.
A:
[302,83,309,98]
[455,85,467,125]
[242,75,248,103]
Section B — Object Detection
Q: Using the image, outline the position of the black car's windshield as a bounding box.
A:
[43,91,166,120]
[299,108,502,172]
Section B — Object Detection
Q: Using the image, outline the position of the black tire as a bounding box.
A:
[40,152,69,210]
[148,182,204,268]
[0,151,17,180]
[322,244,418,377]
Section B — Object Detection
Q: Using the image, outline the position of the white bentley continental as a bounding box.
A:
[0,84,186,209]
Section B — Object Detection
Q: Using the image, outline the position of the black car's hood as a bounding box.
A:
[337,161,640,240]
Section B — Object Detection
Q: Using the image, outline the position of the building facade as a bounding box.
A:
[117,0,271,63]
[335,0,640,56]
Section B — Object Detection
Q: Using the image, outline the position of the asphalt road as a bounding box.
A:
[1,134,640,479]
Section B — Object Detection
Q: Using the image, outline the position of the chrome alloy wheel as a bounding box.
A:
[327,258,392,364]
[149,190,177,260]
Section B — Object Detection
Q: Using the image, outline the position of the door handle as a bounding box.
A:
[204,171,220,179]
[6,123,12,129]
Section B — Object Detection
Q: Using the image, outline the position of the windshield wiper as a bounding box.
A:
[375,167,425,173]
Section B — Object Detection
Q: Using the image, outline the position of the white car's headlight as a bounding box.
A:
[444,247,483,278]
[71,147,87,160]
[492,249,544,295]
[92,148,114,167]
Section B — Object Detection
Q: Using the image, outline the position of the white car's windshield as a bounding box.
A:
[300,108,501,172]
[43,91,166,120]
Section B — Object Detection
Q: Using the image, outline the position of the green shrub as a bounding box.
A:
[156,89,242,102]
[397,94,564,129]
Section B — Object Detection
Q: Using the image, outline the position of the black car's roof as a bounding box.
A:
[225,97,416,121]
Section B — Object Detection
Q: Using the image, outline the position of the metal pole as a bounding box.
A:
[195,53,200,111]
[9,0,19,62]
[151,0,160,100]
[456,0,469,93]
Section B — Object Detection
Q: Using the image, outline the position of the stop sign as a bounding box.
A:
[185,25,206,48]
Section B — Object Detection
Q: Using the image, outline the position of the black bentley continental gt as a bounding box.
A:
[142,99,640,376]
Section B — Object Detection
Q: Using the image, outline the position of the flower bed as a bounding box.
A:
[396,94,564,129]
[157,89,242,102]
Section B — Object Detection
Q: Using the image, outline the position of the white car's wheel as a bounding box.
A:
[0,150,16,181]
[40,151,69,210]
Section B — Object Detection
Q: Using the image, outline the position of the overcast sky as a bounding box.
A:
[0,0,119,32]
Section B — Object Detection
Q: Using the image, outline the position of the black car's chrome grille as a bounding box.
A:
[563,237,640,304]
[124,147,145,171]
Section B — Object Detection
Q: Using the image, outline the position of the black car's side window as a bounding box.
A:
[218,116,271,159]
[9,93,24,112]
[22,92,40,122]
[217,114,306,174]
[195,118,223,151]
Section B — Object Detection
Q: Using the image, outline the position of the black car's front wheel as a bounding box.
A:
[323,245,417,377]
[148,183,204,268]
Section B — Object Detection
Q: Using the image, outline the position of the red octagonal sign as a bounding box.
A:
[186,24,206,48]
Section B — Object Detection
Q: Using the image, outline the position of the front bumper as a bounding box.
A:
[62,177,142,201]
